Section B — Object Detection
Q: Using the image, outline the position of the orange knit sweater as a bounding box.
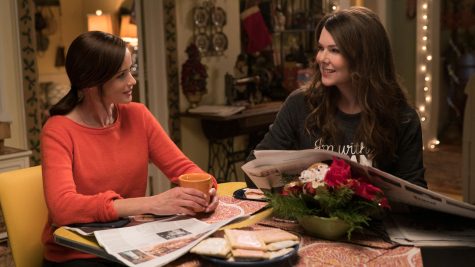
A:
[40,102,212,262]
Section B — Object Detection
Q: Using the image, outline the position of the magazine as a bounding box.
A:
[241,149,475,219]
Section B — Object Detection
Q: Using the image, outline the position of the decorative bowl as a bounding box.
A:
[297,215,350,240]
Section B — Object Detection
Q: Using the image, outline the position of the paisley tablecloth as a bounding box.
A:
[169,197,422,267]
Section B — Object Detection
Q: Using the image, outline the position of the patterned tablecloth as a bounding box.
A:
[168,196,423,267]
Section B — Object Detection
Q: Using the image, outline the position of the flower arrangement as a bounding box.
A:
[269,157,390,238]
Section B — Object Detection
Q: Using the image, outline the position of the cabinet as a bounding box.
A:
[0,147,32,242]
[0,147,32,173]
[238,0,323,100]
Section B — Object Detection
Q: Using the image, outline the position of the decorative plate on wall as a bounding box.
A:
[211,7,226,27]
[192,3,228,56]
[212,32,228,52]
[195,33,210,53]
[193,6,209,28]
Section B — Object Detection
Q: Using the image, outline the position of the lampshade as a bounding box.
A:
[87,13,113,34]
[120,15,137,38]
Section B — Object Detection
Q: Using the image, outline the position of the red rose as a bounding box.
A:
[324,157,351,187]
[351,180,383,202]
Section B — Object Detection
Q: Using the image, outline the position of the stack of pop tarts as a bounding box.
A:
[190,228,299,261]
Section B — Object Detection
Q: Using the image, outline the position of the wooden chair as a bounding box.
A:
[0,166,46,267]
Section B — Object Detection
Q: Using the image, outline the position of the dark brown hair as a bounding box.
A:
[49,31,126,116]
[305,6,409,162]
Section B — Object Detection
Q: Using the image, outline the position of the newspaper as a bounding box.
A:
[383,209,475,247]
[242,149,475,219]
[61,196,267,266]
[94,215,247,267]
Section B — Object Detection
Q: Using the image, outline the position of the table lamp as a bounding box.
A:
[87,10,113,34]
[119,15,138,46]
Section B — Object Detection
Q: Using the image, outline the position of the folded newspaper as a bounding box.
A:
[61,196,268,266]
[94,215,247,267]
[241,149,475,220]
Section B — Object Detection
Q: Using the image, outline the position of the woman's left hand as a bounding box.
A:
[204,188,219,213]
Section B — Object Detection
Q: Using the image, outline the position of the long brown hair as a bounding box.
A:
[305,6,410,162]
[49,31,126,116]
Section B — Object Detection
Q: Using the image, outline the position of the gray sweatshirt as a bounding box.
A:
[246,88,427,188]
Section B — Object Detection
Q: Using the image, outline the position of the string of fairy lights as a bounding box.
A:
[416,0,439,151]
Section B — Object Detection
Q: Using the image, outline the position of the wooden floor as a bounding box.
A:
[424,143,463,200]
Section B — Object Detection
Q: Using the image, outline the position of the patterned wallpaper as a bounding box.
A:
[18,0,45,165]
[163,0,181,146]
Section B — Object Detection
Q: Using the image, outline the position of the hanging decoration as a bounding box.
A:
[193,0,228,56]
[416,0,439,151]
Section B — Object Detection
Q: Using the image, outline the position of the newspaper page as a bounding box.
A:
[242,149,349,191]
[94,215,247,267]
[242,149,475,219]
[383,210,475,247]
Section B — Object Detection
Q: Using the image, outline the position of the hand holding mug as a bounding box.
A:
[178,173,212,204]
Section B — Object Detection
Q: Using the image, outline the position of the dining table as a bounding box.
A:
[53,182,474,266]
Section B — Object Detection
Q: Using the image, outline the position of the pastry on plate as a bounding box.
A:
[190,237,230,258]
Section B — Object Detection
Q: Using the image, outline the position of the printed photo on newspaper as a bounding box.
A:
[241,149,475,219]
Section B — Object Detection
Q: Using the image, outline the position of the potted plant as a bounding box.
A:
[269,157,390,240]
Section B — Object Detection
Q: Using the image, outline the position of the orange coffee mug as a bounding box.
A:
[178,173,212,203]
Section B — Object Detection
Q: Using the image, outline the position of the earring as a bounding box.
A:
[77,89,84,101]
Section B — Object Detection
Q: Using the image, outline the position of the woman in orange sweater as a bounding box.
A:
[41,31,218,266]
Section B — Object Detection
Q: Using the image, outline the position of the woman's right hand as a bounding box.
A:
[147,187,209,216]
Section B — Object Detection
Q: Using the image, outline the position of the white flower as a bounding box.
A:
[298,163,329,183]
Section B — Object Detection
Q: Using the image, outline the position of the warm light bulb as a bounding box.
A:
[422,3,428,9]
[423,36,428,41]
[421,65,426,71]
[427,138,440,151]
[423,25,428,30]
[424,86,429,91]
[422,45,427,51]
[95,9,103,16]
[426,55,432,61]
[425,76,430,81]
[425,96,432,102]
[421,117,426,122]
[423,15,428,20]
[419,105,425,112]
